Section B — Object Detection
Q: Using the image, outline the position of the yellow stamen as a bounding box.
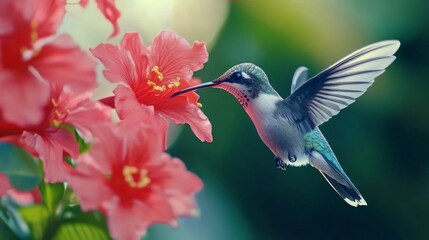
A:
[55,109,62,118]
[147,80,156,86]
[30,21,38,43]
[152,85,166,92]
[51,98,58,107]
[50,98,72,128]
[51,119,60,128]
[122,166,151,188]
[151,66,163,81]
[167,80,180,88]
[146,69,181,93]
[197,102,203,108]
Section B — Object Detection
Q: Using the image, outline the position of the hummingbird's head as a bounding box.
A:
[171,63,278,107]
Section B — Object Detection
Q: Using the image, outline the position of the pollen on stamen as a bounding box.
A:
[51,119,61,128]
[147,80,156,86]
[55,109,62,118]
[151,66,164,81]
[123,166,151,188]
[167,81,180,88]
[153,85,166,92]
[51,98,58,107]
[30,21,38,43]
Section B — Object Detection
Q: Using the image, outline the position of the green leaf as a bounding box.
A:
[62,205,109,231]
[73,129,91,153]
[56,205,110,239]
[0,143,42,191]
[39,183,65,214]
[18,205,49,240]
[53,222,110,240]
[0,198,30,240]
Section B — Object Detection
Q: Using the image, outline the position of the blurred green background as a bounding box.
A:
[149,0,429,240]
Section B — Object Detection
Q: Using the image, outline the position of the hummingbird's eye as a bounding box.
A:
[231,72,242,82]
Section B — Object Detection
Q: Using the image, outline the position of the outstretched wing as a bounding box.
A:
[284,40,400,131]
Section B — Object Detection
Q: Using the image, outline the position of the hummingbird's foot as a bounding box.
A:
[274,156,286,170]
[288,153,297,163]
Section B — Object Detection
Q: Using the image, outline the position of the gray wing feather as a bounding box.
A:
[291,66,309,93]
[285,40,400,130]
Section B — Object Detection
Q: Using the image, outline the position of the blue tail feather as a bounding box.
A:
[304,128,367,206]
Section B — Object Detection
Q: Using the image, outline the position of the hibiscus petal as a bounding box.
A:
[31,34,97,94]
[150,154,203,217]
[117,111,166,165]
[49,129,80,159]
[151,154,203,193]
[91,44,140,85]
[114,85,169,149]
[65,98,112,137]
[105,194,175,240]
[0,70,49,127]
[121,32,149,81]
[0,1,14,35]
[85,124,122,174]
[70,158,114,211]
[158,102,213,142]
[95,0,121,39]
[150,31,208,82]
[79,0,89,7]
[167,193,199,218]
[33,0,66,39]
[22,129,79,182]
[113,85,154,119]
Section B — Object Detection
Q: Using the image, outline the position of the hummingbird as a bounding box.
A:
[171,40,400,207]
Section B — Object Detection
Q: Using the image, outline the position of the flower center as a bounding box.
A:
[146,66,180,92]
[122,165,151,188]
[50,98,71,128]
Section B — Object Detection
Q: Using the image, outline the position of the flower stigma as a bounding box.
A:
[50,98,71,128]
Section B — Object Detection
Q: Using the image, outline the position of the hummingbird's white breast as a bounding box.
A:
[246,93,308,166]
[245,93,280,149]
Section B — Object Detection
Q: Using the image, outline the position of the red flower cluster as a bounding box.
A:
[0,0,106,182]
[70,111,202,240]
[0,0,211,239]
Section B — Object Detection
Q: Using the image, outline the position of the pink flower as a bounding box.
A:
[0,0,97,127]
[0,85,112,182]
[91,31,213,142]
[79,0,121,39]
[70,112,203,240]
[0,173,10,196]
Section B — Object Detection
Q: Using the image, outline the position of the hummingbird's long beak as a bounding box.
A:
[170,81,220,98]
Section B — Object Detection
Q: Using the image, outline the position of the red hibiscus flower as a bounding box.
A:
[79,0,121,39]
[0,0,97,127]
[0,85,111,183]
[91,31,213,142]
[70,112,203,240]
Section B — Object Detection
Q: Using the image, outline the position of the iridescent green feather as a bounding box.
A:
[304,129,345,174]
